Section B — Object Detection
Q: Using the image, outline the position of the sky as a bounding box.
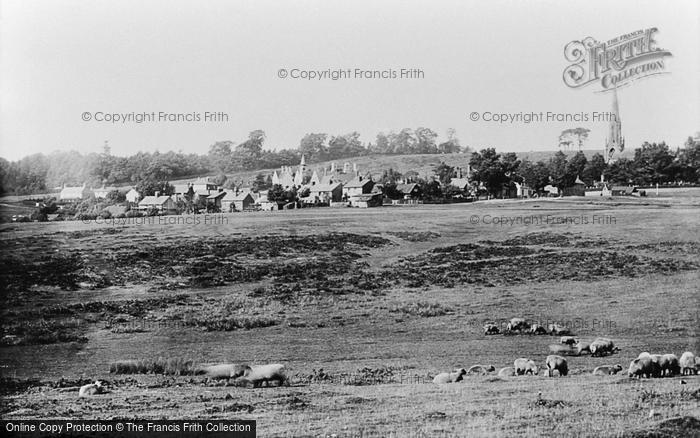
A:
[1,0,698,161]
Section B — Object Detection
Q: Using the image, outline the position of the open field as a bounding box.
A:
[1,195,699,437]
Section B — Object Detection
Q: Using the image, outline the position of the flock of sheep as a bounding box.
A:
[431,318,699,384]
[77,316,699,396]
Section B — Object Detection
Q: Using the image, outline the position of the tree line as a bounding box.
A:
[0,128,463,195]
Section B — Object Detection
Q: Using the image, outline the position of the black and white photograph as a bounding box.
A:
[1,0,699,436]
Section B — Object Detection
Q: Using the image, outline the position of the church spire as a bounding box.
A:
[604,85,624,164]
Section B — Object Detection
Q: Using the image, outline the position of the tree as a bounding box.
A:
[433,162,455,187]
[559,128,590,151]
[469,148,508,196]
[299,133,328,162]
[565,152,588,184]
[415,127,438,154]
[135,179,174,197]
[105,189,126,204]
[438,128,462,154]
[582,153,606,185]
[208,141,234,172]
[519,159,550,192]
[548,151,570,189]
[252,173,271,192]
[632,142,675,184]
[606,158,636,184]
[267,184,296,204]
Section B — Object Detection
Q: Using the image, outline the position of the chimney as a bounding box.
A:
[155,191,160,197]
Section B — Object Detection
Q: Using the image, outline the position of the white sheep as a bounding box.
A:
[514,358,539,376]
[497,367,515,377]
[592,364,623,375]
[679,351,697,375]
[79,381,105,397]
[466,365,496,375]
[238,364,286,388]
[433,368,467,384]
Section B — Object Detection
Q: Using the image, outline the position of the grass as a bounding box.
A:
[0,193,699,436]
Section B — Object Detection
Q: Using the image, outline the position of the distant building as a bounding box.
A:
[138,195,176,214]
[309,182,343,203]
[343,175,374,198]
[350,193,383,208]
[222,191,256,212]
[59,183,92,201]
[206,190,226,210]
[604,87,624,164]
[396,183,421,200]
[125,188,141,204]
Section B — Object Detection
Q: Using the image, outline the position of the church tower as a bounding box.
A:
[604,86,625,164]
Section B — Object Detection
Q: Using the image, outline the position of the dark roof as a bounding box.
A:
[396,183,419,194]
[344,177,373,188]
[351,193,382,201]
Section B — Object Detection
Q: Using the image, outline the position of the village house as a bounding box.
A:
[351,193,383,208]
[206,189,226,211]
[343,175,374,198]
[125,188,141,204]
[137,194,176,214]
[396,183,421,200]
[222,191,256,212]
[308,182,343,204]
[59,183,93,202]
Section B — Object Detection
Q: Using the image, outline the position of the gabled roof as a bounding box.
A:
[310,182,342,192]
[138,195,172,205]
[450,178,470,188]
[207,191,226,200]
[345,177,373,188]
[222,191,255,201]
[396,183,419,194]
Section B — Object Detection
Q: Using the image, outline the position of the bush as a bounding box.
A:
[125,210,143,218]
[74,212,97,221]
[99,210,112,219]
[116,213,126,218]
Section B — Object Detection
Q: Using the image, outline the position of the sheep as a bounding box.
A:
[498,367,515,377]
[576,342,591,356]
[433,368,467,384]
[79,381,105,397]
[547,323,572,336]
[592,364,623,375]
[514,358,539,376]
[483,322,500,335]
[545,355,568,377]
[560,336,578,345]
[590,337,618,357]
[196,363,251,380]
[238,364,287,388]
[679,352,697,375]
[659,354,680,377]
[628,358,661,378]
[466,365,496,375]
[506,318,529,333]
[530,324,548,335]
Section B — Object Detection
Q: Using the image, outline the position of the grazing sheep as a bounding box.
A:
[679,352,697,375]
[498,367,515,377]
[593,365,623,375]
[197,363,251,380]
[560,336,578,345]
[433,368,467,384]
[530,324,548,335]
[576,342,591,356]
[628,358,661,378]
[483,322,500,335]
[659,354,680,377]
[547,323,572,336]
[466,365,496,375]
[514,358,539,376]
[79,381,105,397]
[545,355,568,377]
[506,318,529,333]
[238,364,287,388]
[637,352,652,360]
[590,337,617,357]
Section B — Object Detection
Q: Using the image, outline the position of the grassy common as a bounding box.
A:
[0,193,699,437]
